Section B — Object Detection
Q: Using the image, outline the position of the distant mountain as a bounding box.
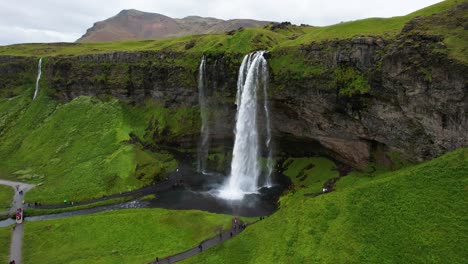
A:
[77,9,272,42]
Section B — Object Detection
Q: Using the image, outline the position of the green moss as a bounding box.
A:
[334,66,370,97]
[0,88,187,204]
[283,157,339,192]
[269,49,325,82]
[134,145,177,182]
[184,148,468,264]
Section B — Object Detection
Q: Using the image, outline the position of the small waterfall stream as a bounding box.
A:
[32,58,42,100]
[219,51,273,200]
[197,56,210,173]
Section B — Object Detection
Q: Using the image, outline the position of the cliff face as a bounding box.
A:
[0,30,466,169]
[270,35,467,167]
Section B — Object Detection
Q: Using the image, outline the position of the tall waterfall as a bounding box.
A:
[32,58,42,100]
[197,56,210,173]
[219,51,273,200]
[262,62,273,188]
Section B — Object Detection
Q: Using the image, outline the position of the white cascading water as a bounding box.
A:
[262,61,274,187]
[32,58,42,100]
[197,56,210,173]
[218,51,273,200]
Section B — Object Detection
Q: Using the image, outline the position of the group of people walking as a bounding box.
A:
[154,217,249,264]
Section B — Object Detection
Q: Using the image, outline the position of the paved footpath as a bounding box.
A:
[149,221,258,264]
[0,179,35,264]
[1,178,261,264]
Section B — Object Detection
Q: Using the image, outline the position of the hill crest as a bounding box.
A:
[77,9,272,42]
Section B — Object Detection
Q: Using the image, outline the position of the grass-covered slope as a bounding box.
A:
[280,0,465,45]
[0,0,463,57]
[0,227,11,263]
[0,85,200,204]
[23,208,233,264]
[282,157,339,193]
[183,148,468,264]
[0,185,13,211]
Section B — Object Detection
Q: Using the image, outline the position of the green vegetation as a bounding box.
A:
[269,48,325,84]
[282,157,339,192]
[0,227,10,263]
[334,66,371,97]
[0,86,190,204]
[23,196,135,216]
[279,0,464,46]
[184,148,468,263]
[0,0,463,60]
[23,208,234,264]
[0,185,13,211]
[0,27,294,57]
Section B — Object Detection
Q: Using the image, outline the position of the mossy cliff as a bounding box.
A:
[0,0,466,203]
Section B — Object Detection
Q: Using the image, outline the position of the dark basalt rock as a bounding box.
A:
[0,31,466,169]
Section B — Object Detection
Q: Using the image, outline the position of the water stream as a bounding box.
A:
[197,56,210,173]
[32,58,42,100]
[218,51,273,200]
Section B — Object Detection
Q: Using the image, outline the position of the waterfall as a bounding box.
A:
[262,60,273,187]
[32,58,42,100]
[197,56,210,173]
[218,51,272,200]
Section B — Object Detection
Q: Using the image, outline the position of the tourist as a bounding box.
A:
[230,231,233,237]
[198,243,203,252]
[155,257,158,264]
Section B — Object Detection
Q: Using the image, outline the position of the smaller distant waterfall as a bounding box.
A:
[197,56,210,173]
[32,58,42,100]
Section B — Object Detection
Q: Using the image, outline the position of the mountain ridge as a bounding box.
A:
[77,9,272,42]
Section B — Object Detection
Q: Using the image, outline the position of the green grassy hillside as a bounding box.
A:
[0,185,13,211]
[0,85,199,204]
[23,208,234,264]
[0,0,463,58]
[0,227,10,263]
[279,0,465,46]
[282,157,339,193]
[183,148,468,263]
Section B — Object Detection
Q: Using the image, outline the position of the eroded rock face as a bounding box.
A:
[0,56,36,91]
[269,34,466,167]
[44,51,200,105]
[0,34,466,168]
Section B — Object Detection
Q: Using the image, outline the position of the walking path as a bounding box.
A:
[31,173,183,210]
[1,176,264,264]
[149,220,258,264]
[0,179,35,264]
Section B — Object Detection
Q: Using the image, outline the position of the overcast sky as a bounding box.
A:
[0,0,442,45]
